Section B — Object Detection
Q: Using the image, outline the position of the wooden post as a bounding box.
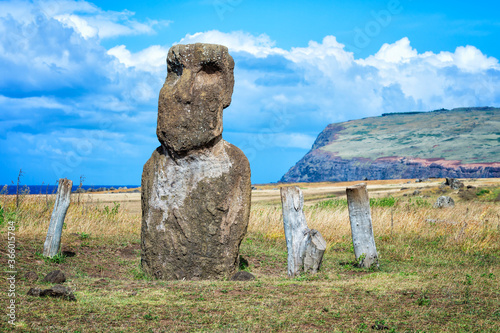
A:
[303,229,327,273]
[280,186,326,276]
[346,183,378,268]
[43,178,72,257]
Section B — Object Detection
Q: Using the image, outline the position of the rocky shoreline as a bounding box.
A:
[281,149,500,183]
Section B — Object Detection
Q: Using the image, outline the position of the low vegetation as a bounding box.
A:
[1,180,499,332]
[319,108,500,163]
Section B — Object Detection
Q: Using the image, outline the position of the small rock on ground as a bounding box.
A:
[40,285,76,301]
[27,285,76,301]
[433,196,455,208]
[27,287,41,297]
[43,270,66,284]
[24,271,38,283]
[230,271,255,281]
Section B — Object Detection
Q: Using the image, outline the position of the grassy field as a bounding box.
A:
[1,179,499,332]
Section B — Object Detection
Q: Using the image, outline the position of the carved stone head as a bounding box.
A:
[156,43,235,153]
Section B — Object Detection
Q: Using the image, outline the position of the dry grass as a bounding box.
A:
[249,200,500,254]
[0,193,138,243]
[2,178,499,252]
[1,179,499,332]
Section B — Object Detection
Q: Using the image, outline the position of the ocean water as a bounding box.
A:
[1,185,140,195]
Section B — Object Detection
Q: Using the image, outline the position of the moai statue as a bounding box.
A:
[141,43,251,280]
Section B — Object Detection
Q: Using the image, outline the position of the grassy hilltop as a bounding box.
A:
[282,107,500,183]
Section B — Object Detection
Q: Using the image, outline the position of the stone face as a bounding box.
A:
[157,43,235,154]
[142,43,250,280]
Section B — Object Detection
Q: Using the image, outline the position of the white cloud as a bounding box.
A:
[178,30,287,58]
[287,36,355,71]
[184,30,499,151]
[53,14,99,39]
[107,45,169,73]
[452,45,499,73]
[1,1,499,184]
[365,37,417,64]
[0,95,68,110]
[0,0,168,40]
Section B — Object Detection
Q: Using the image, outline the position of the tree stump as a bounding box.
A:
[43,178,72,257]
[346,183,378,268]
[280,186,326,276]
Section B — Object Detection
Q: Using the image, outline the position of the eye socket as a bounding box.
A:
[168,59,183,76]
[200,62,220,75]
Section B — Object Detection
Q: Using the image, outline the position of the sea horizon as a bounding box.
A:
[1,184,141,195]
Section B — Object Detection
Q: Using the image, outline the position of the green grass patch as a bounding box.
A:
[311,196,398,209]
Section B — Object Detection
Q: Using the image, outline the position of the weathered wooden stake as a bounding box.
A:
[303,229,327,274]
[346,183,378,268]
[280,186,326,276]
[43,178,72,257]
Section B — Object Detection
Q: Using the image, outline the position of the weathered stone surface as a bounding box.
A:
[40,284,76,301]
[444,178,464,190]
[27,287,41,297]
[24,271,38,283]
[157,43,235,154]
[141,141,251,280]
[43,270,66,284]
[231,271,255,281]
[142,43,250,280]
[434,196,455,208]
[280,186,309,277]
[28,285,76,301]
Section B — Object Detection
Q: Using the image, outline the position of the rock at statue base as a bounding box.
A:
[141,43,251,280]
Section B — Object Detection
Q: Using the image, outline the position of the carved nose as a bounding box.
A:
[174,68,194,104]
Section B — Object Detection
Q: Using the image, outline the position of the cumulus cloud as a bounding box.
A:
[1,2,499,183]
[0,0,169,41]
[178,30,286,58]
[183,30,498,117]
[0,0,165,184]
[173,30,499,183]
[47,0,169,39]
[107,45,169,73]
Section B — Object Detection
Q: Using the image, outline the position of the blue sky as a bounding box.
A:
[1,0,499,185]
